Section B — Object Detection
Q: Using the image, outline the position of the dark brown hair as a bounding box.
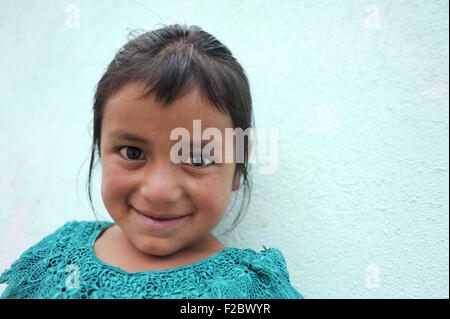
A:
[86,24,254,234]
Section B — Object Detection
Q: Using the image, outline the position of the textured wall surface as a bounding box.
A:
[0,0,448,298]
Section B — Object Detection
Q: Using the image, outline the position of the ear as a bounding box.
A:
[247,138,254,161]
[231,138,253,191]
[232,170,241,191]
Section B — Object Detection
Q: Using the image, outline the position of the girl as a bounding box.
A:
[0,24,303,299]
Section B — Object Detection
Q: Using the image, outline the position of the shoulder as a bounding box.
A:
[0,220,110,298]
[7,220,104,254]
[216,246,304,299]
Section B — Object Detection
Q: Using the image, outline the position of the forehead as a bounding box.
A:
[102,81,233,135]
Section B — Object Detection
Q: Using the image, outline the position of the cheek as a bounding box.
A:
[101,166,132,203]
[191,172,233,217]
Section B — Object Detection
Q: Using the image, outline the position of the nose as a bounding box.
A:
[139,159,183,204]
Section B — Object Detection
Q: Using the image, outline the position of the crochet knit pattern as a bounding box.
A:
[0,221,304,299]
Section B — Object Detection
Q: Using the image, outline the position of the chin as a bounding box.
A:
[133,237,182,257]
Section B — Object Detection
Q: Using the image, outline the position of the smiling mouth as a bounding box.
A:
[131,206,193,226]
[149,216,176,221]
[145,215,186,221]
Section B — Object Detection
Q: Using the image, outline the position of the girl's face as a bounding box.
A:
[100,81,240,257]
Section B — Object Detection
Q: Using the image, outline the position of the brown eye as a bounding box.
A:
[117,146,143,161]
[186,153,215,168]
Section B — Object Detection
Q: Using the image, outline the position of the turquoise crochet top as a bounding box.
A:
[0,221,303,299]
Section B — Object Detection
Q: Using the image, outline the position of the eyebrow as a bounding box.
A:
[112,132,151,145]
[111,131,217,148]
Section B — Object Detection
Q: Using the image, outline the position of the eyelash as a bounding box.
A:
[115,146,216,168]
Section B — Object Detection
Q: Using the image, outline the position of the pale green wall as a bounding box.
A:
[0,0,448,298]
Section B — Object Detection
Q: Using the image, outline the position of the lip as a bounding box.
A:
[132,207,187,219]
[131,206,192,230]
